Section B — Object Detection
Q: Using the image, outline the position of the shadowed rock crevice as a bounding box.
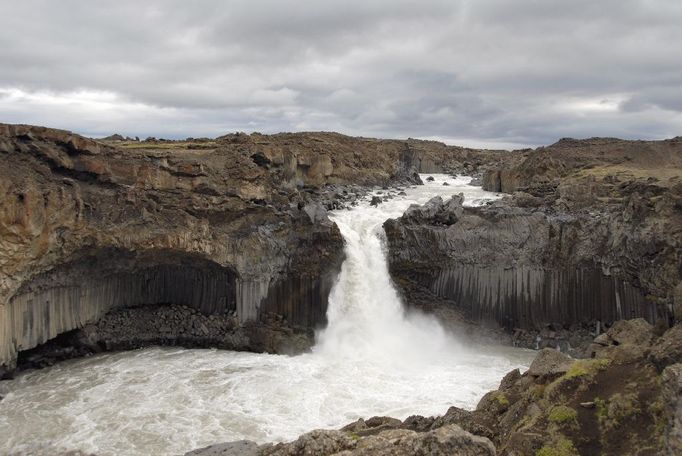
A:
[5,247,344,374]
[2,249,239,370]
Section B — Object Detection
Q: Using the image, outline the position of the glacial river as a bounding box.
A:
[0,175,534,456]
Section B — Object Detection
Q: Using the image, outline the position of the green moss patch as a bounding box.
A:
[565,359,610,379]
[536,437,579,456]
[494,392,510,407]
[548,406,578,426]
[598,392,641,432]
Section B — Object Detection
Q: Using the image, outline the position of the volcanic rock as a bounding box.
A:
[527,348,572,379]
[2,123,468,374]
[384,137,682,351]
[185,441,260,456]
[649,325,682,372]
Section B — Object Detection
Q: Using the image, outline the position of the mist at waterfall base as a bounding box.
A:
[0,175,534,456]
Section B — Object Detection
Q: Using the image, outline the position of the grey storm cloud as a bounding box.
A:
[0,0,681,148]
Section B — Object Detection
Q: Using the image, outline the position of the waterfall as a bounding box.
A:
[0,175,531,456]
[315,174,502,364]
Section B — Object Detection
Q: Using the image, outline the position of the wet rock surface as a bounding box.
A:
[185,440,260,456]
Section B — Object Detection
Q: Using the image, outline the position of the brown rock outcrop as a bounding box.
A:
[453,319,672,455]
[482,136,682,194]
[219,424,496,456]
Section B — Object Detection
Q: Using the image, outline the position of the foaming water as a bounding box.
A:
[0,175,534,456]
[316,174,499,361]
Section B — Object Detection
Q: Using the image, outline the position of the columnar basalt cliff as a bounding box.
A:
[2,125,681,375]
[0,123,470,376]
[385,137,682,350]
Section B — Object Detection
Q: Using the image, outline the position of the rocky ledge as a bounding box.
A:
[384,137,682,354]
[187,319,682,455]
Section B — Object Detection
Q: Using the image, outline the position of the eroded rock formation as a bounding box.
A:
[0,123,460,376]
[385,137,682,351]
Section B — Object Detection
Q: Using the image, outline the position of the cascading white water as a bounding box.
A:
[0,175,533,456]
[316,174,495,363]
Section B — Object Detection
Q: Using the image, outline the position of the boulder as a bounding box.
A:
[587,318,655,360]
[441,193,464,223]
[605,318,654,346]
[401,415,436,432]
[527,348,572,378]
[400,424,495,456]
[398,194,466,226]
[402,196,443,223]
[184,440,259,456]
[264,424,495,456]
[650,325,682,371]
[261,429,356,456]
[303,202,330,225]
[499,368,521,390]
[341,416,402,436]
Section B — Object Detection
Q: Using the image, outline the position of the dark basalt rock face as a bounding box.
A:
[0,123,454,375]
[385,198,658,328]
[385,137,682,352]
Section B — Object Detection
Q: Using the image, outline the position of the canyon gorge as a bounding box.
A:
[0,123,681,455]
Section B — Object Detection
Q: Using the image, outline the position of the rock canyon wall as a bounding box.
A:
[385,138,682,348]
[0,124,452,374]
[1,124,680,373]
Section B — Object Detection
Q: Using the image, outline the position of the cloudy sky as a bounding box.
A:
[1,0,681,148]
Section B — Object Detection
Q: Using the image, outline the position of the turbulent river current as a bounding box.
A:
[0,175,534,456]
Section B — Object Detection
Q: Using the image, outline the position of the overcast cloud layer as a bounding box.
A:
[1,0,681,148]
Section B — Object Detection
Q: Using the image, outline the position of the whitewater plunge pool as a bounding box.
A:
[0,175,535,456]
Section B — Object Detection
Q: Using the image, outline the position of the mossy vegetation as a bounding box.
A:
[530,384,546,400]
[648,397,667,437]
[493,392,510,407]
[544,359,612,402]
[594,397,607,422]
[548,406,578,426]
[536,437,579,456]
[564,359,610,379]
[598,392,641,431]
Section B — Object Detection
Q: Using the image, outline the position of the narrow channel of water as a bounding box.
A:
[0,175,534,456]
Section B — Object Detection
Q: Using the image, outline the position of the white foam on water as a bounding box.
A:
[0,175,534,456]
